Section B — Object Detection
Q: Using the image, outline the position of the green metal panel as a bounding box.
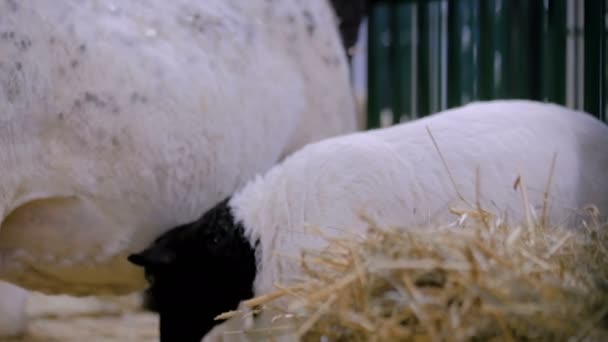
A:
[447,0,480,108]
[364,0,605,128]
[422,1,445,115]
[584,0,605,118]
[509,0,538,100]
[605,0,608,121]
[469,0,480,102]
[391,0,446,120]
[367,1,392,129]
[446,0,459,108]
[477,0,492,101]
[478,0,511,100]
[391,2,415,122]
[541,0,567,105]
[417,1,431,116]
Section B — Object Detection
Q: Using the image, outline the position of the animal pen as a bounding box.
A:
[357,0,607,128]
[5,1,608,342]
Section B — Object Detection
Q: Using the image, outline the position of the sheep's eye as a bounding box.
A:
[205,231,225,249]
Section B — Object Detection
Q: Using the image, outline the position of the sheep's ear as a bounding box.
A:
[128,247,176,268]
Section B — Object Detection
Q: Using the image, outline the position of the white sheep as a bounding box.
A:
[0,281,27,337]
[129,100,608,342]
[0,0,357,336]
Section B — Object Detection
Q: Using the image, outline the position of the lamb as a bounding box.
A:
[128,100,608,342]
[0,0,358,336]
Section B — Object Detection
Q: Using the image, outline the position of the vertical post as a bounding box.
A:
[478,0,493,101]
[478,0,511,100]
[530,1,545,101]
[469,0,480,102]
[493,0,511,100]
[584,0,604,118]
[602,0,608,122]
[447,0,460,108]
[540,0,567,105]
[508,0,537,100]
[566,0,576,108]
[426,1,444,115]
[417,1,431,116]
[392,1,415,122]
[447,0,480,108]
[367,1,393,128]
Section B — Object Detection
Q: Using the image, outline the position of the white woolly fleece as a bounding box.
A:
[229,100,608,299]
[0,0,355,297]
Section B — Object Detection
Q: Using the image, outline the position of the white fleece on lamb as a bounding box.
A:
[230,100,608,298]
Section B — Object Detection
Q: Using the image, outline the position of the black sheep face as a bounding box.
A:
[128,198,257,342]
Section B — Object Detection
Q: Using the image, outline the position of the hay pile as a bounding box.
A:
[223,206,608,342]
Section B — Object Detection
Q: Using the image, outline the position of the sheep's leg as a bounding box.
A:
[0,280,28,337]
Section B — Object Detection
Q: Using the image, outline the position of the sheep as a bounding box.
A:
[0,0,358,336]
[128,100,608,342]
[0,281,27,337]
[327,0,368,60]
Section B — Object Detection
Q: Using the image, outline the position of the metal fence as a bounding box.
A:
[363,0,607,129]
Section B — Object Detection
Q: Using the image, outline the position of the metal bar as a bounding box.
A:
[507,0,536,100]
[469,0,480,102]
[600,0,608,122]
[392,1,415,122]
[478,0,511,100]
[478,0,493,101]
[447,0,479,108]
[426,1,443,115]
[367,1,392,128]
[566,0,576,108]
[440,0,448,111]
[447,0,460,108]
[530,0,545,100]
[576,0,585,110]
[540,0,567,105]
[584,0,604,118]
[492,0,511,99]
[417,1,431,116]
